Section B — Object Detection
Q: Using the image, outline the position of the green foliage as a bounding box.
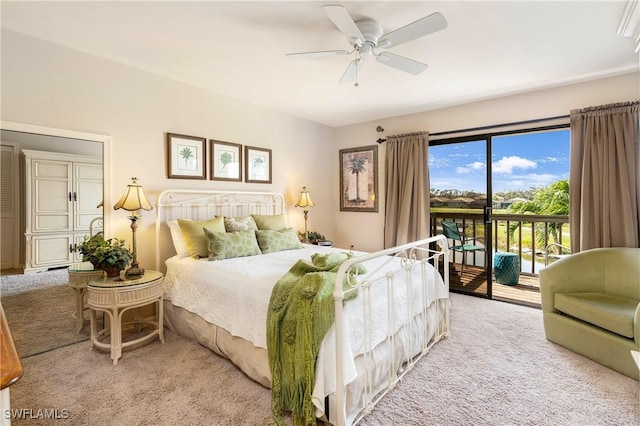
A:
[493,188,537,201]
[306,231,325,242]
[77,233,132,270]
[430,188,539,200]
[507,179,569,216]
[506,179,570,248]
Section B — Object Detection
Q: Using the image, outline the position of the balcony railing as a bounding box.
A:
[430,211,570,275]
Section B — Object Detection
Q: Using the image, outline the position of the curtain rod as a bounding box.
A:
[376,114,570,143]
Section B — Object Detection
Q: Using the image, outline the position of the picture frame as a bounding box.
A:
[210,140,242,182]
[339,145,379,212]
[166,133,206,179]
[244,146,272,184]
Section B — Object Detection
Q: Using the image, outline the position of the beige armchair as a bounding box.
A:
[539,247,640,380]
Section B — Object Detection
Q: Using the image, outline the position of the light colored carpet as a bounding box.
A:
[8,294,639,425]
[361,294,639,425]
[1,269,69,296]
[1,271,91,358]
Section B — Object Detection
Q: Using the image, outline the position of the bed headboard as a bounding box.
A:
[155,189,285,271]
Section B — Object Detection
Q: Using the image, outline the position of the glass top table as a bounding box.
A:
[88,270,163,288]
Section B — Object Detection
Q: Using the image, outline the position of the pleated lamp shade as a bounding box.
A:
[295,187,314,208]
[113,178,153,212]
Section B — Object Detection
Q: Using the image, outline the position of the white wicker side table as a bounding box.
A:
[87,270,164,365]
[67,269,105,333]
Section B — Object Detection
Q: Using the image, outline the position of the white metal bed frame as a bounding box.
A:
[154,189,450,426]
[332,238,450,425]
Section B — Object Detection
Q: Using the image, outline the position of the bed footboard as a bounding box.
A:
[331,235,449,426]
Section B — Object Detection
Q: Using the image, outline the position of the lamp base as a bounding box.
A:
[125,265,145,278]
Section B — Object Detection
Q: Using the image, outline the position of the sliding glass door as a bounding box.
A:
[430,126,570,305]
[429,138,493,298]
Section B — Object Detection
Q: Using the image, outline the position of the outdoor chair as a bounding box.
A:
[440,221,484,272]
[544,242,571,265]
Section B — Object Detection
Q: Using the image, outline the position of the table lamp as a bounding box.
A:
[295,186,314,242]
[113,177,153,278]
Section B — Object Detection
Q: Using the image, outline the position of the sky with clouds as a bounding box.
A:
[429,129,570,194]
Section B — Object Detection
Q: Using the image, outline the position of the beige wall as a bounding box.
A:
[2,29,638,261]
[1,30,335,269]
[332,72,640,251]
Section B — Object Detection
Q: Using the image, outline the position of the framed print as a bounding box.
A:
[244,146,272,184]
[339,145,378,212]
[166,133,206,179]
[210,140,242,182]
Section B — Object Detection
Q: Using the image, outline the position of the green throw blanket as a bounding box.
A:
[267,251,365,426]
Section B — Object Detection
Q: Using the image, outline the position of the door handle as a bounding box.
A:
[484,206,492,224]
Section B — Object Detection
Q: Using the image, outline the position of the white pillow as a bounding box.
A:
[167,219,190,259]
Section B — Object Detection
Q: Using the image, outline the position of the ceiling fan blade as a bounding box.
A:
[376,52,428,75]
[286,49,351,57]
[378,12,447,48]
[322,4,365,46]
[339,58,366,84]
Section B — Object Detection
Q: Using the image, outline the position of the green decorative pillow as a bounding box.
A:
[178,217,225,258]
[204,229,261,261]
[251,214,287,231]
[224,216,258,232]
[255,228,303,254]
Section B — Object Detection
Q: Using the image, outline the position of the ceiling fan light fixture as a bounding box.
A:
[286,4,447,84]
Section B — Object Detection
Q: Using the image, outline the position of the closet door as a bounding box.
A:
[0,145,17,268]
[30,233,74,267]
[73,162,103,231]
[32,159,73,233]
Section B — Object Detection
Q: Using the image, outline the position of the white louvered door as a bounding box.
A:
[0,145,18,269]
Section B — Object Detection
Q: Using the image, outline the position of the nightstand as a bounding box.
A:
[67,268,105,333]
[87,270,164,365]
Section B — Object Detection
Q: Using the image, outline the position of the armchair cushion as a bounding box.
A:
[554,292,638,339]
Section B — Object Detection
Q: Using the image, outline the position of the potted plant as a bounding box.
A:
[307,231,326,244]
[77,233,133,278]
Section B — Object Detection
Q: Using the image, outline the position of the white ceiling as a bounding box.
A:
[2,1,638,128]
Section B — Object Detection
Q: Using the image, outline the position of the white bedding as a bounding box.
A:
[163,243,448,419]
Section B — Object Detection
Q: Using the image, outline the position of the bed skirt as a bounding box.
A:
[164,298,449,424]
[163,301,271,387]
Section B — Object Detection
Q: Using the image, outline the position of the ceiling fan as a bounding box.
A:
[286,4,447,86]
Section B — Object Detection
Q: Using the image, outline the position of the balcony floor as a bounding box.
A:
[447,264,541,308]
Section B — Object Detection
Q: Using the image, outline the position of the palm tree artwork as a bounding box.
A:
[219,151,233,171]
[347,155,367,203]
[179,145,196,170]
[252,155,265,177]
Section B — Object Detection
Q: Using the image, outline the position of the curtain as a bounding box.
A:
[383,132,430,248]
[569,101,640,251]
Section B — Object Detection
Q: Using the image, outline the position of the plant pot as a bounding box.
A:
[102,266,121,278]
